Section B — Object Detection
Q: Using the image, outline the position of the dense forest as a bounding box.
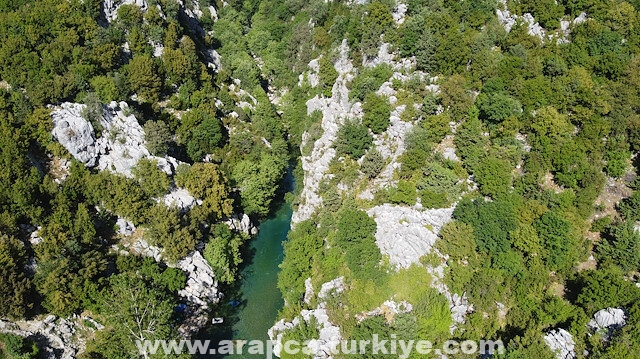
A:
[0,0,639,358]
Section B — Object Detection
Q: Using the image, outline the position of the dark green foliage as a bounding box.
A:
[232,154,286,216]
[143,120,172,155]
[0,234,34,319]
[534,211,576,272]
[389,180,417,205]
[278,219,324,304]
[360,148,384,179]
[454,197,517,254]
[204,224,245,284]
[349,65,393,101]
[596,221,640,272]
[126,55,162,103]
[334,120,373,159]
[417,162,462,208]
[618,191,640,221]
[80,92,104,135]
[0,333,39,359]
[132,158,170,198]
[336,208,380,280]
[361,93,390,134]
[476,92,522,124]
[474,157,512,198]
[572,267,640,313]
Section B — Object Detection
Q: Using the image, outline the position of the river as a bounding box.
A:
[199,173,293,358]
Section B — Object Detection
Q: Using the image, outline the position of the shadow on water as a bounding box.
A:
[196,166,295,358]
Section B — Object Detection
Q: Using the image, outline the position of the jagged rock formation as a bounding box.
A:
[0,315,103,359]
[496,0,587,43]
[588,308,626,341]
[293,39,360,224]
[161,188,202,211]
[176,251,223,337]
[103,0,148,22]
[50,101,180,178]
[224,213,258,236]
[544,329,576,359]
[269,277,345,359]
[366,204,455,269]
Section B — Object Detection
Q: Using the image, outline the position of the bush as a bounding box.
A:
[143,120,172,155]
[349,64,393,101]
[360,148,385,179]
[81,92,104,135]
[362,93,391,134]
[334,120,373,159]
[389,180,417,205]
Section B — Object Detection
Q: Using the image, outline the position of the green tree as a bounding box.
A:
[334,120,373,159]
[596,221,640,272]
[143,120,172,155]
[362,93,390,134]
[474,157,512,198]
[126,55,162,103]
[231,154,286,217]
[360,148,385,179]
[477,92,522,124]
[132,158,170,198]
[204,225,244,284]
[0,233,33,319]
[176,163,233,221]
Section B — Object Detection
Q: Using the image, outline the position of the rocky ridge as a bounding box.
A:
[292,39,361,224]
[50,101,180,178]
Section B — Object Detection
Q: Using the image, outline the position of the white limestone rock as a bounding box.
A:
[392,3,408,25]
[50,101,182,179]
[162,188,202,211]
[51,103,99,166]
[177,251,222,308]
[589,308,626,340]
[304,278,314,304]
[224,213,258,236]
[293,40,359,224]
[318,276,345,300]
[366,204,455,269]
[103,0,148,23]
[116,217,136,236]
[544,329,576,359]
[269,277,344,359]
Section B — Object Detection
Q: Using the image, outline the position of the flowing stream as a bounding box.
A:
[200,172,293,358]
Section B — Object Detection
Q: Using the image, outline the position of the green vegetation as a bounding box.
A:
[2,0,640,357]
[333,119,373,159]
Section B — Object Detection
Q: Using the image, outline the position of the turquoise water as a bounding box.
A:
[200,173,293,358]
[231,203,291,343]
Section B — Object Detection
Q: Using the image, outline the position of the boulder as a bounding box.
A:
[50,103,98,166]
[366,204,455,269]
[544,329,576,359]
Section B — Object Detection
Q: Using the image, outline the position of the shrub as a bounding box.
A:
[360,148,385,179]
[362,93,391,134]
[334,120,373,159]
[143,120,172,155]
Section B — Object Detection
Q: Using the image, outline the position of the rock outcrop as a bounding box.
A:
[293,40,360,224]
[176,251,223,337]
[0,315,103,359]
[269,277,345,359]
[544,329,576,359]
[162,188,202,211]
[50,101,181,178]
[224,213,258,236]
[366,204,455,269]
[588,308,626,341]
[103,0,148,23]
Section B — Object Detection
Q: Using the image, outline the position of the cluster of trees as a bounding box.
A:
[276,0,640,357]
[0,0,300,357]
